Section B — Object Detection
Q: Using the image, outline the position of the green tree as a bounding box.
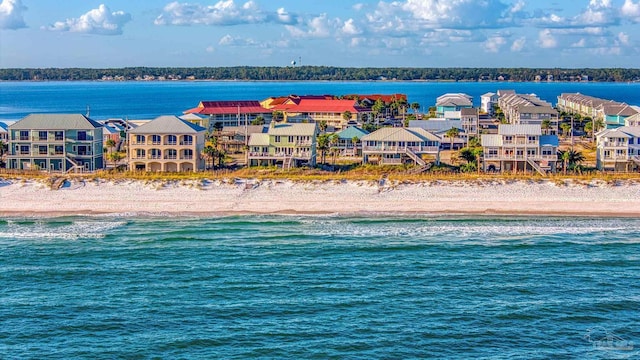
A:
[317,133,331,164]
[107,151,125,169]
[560,123,572,138]
[272,110,284,122]
[342,110,352,124]
[319,120,328,133]
[251,116,265,125]
[213,122,223,132]
[445,127,460,150]
[410,102,420,115]
[541,119,551,134]
[559,149,585,174]
[105,138,116,153]
[202,145,217,170]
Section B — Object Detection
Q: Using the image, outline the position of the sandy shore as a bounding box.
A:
[0,178,639,217]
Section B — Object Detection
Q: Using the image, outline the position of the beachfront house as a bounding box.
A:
[7,114,104,172]
[361,127,441,166]
[128,115,206,172]
[247,122,318,168]
[481,124,558,174]
[333,126,369,156]
[0,121,8,143]
[595,126,640,171]
[626,112,640,127]
[557,93,639,129]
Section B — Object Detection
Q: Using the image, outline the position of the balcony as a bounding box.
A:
[180,155,194,160]
[363,145,439,153]
[180,141,193,146]
[601,142,628,148]
[164,155,177,160]
[484,154,557,161]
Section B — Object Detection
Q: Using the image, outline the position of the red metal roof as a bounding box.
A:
[344,94,407,103]
[271,99,369,113]
[184,101,270,115]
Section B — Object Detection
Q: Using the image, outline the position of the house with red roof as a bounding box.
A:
[269,98,372,130]
[183,100,272,130]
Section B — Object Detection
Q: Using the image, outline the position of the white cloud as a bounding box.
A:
[483,35,506,52]
[618,31,630,44]
[44,4,131,35]
[571,38,586,47]
[400,0,511,29]
[341,18,361,35]
[353,3,364,11]
[511,36,526,52]
[155,0,297,26]
[538,29,557,48]
[622,0,640,22]
[0,0,27,29]
[206,45,215,53]
[285,13,336,38]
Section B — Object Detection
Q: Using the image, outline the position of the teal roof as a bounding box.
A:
[9,114,103,130]
[336,126,369,140]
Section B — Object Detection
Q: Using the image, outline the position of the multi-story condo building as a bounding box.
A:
[498,93,558,135]
[183,101,273,130]
[557,93,638,128]
[481,124,558,174]
[626,112,640,127]
[361,127,441,166]
[596,126,640,171]
[247,122,317,168]
[7,114,104,172]
[128,115,206,172]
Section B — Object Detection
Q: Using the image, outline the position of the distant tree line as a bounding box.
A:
[0,66,638,82]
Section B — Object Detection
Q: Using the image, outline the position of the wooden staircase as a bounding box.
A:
[65,155,84,173]
[526,158,547,176]
[409,162,434,174]
[404,148,426,166]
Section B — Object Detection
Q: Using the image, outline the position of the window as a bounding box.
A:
[150,149,161,159]
[151,135,161,145]
[77,131,87,141]
[181,135,193,145]
[288,136,294,143]
[165,149,177,159]
[166,135,177,145]
[39,131,48,141]
[54,146,64,155]
[528,136,536,142]
[504,136,513,143]
[136,149,146,159]
[20,131,29,141]
[136,135,145,144]
[38,145,47,155]
[182,149,193,159]
[55,131,64,141]
[275,136,281,143]
[20,145,29,155]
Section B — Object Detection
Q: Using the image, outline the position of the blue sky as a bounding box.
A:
[1,0,639,68]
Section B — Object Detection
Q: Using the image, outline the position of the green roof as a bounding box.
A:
[9,114,103,130]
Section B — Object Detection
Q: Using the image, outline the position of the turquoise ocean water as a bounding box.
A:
[0,216,639,359]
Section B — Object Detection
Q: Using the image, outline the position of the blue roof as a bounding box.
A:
[540,135,559,147]
[336,126,369,140]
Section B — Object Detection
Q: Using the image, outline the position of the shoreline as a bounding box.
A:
[1,178,639,218]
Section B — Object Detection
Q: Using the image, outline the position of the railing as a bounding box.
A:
[249,152,271,157]
[484,154,558,161]
[602,142,628,147]
[165,141,177,145]
[164,155,177,160]
[180,141,193,146]
[180,155,194,160]
[363,145,439,153]
[503,140,538,145]
[381,158,403,164]
[148,155,162,159]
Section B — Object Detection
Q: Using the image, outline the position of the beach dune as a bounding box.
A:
[1,178,639,217]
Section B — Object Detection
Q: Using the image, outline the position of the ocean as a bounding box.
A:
[0,215,639,359]
[1,80,639,122]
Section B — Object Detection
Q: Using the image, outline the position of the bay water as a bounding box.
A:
[0,215,639,358]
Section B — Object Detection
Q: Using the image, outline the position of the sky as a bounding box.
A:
[0,0,639,68]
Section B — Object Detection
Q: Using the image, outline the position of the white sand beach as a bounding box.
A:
[1,177,639,217]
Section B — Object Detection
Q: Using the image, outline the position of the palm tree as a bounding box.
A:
[107,151,125,170]
[541,119,551,135]
[342,111,352,125]
[202,145,217,170]
[105,138,116,154]
[316,133,331,165]
[410,102,420,116]
[445,127,460,150]
[560,123,572,138]
[318,120,328,133]
[272,110,284,123]
[559,149,585,174]
[351,136,359,156]
[251,116,265,125]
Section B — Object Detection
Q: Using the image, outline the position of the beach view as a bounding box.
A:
[1,0,639,359]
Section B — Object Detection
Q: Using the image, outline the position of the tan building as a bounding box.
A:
[361,127,441,166]
[128,115,206,172]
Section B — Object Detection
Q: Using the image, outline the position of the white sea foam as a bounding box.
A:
[0,220,127,240]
